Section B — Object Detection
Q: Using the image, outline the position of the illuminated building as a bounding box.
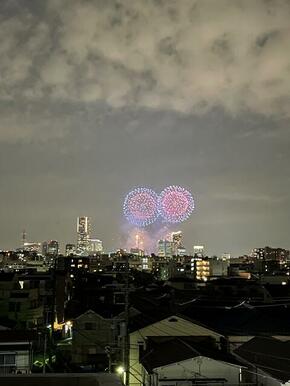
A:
[251,248,265,260]
[21,230,42,254]
[171,231,182,247]
[23,242,42,254]
[89,238,103,254]
[192,257,229,280]
[76,216,91,255]
[130,248,144,257]
[171,231,182,255]
[130,233,144,256]
[193,258,210,280]
[176,246,187,256]
[141,256,149,270]
[157,239,173,257]
[66,257,90,279]
[252,246,289,262]
[42,240,59,256]
[65,244,76,256]
[193,245,204,258]
[221,252,231,260]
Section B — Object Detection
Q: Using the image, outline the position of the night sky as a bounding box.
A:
[0,0,290,255]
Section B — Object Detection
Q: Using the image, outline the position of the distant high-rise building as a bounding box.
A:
[171,231,182,246]
[157,239,173,257]
[76,216,91,255]
[89,238,103,254]
[42,240,59,256]
[193,245,204,258]
[171,231,183,255]
[65,243,76,256]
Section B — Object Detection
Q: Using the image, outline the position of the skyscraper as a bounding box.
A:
[77,216,91,255]
[171,231,183,256]
[157,239,173,257]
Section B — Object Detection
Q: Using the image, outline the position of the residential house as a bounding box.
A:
[129,314,223,386]
[71,309,120,370]
[181,303,290,349]
[0,330,36,374]
[0,272,43,328]
[235,336,290,386]
[140,336,245,386]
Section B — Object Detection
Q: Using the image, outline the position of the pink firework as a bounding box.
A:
[158,185,194,223]
[123,187,159,227]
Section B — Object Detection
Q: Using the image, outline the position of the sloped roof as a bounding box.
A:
[141,336,242,373]
[0,330,37,343]
[181,304,290,336]
[129,312,222,339]
[235,336,290,382]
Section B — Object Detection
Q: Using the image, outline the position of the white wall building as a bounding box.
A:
[129,315,223,386]
[145,356,243,386]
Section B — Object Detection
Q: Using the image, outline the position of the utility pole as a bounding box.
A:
[43,311,49,374]
[124,254,130,386]
[48,258,57,367]
[42,329,47,374]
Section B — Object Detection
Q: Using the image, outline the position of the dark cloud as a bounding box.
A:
[0,0,289,255]
[0,0,290,125]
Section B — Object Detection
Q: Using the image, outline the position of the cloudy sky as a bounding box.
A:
[0,0,290,255]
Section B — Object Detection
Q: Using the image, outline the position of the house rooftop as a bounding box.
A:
[141,336,242,373]
[0,330,37,343]
[235,336,290,382]
[181,304,290,336]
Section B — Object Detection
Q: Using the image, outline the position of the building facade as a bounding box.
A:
[65,244,76,256]
[42,240,59,257]
[76,217,91,255]
[157,240,173,257]
[88,239,103,254]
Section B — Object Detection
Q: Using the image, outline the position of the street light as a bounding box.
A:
[116,366,125,375]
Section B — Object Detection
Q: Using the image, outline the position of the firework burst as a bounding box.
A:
[158,185,194,223]
[123,187,159,227]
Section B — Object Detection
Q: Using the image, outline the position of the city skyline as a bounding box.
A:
[0,0,290,255]
[2,216,289,259]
